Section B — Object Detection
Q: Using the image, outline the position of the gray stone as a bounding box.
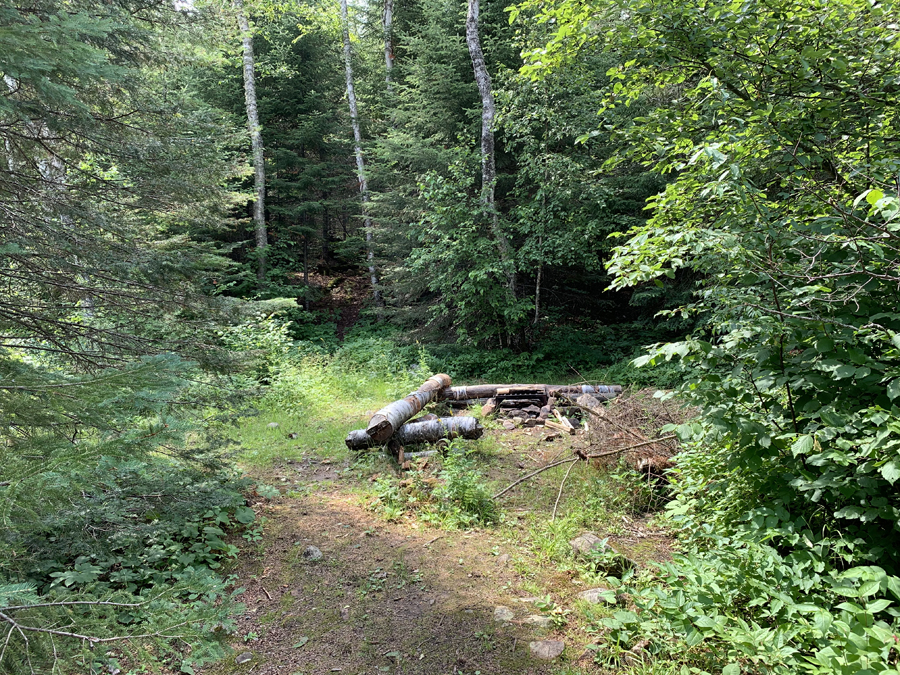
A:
[502,421,516,430]
[235,652,253,665]
[267,422,279,429]
[577,587,615,604]
[495,553,511,565]
[493,606,515,622]
[529,640,564,660]
[522,615,553,628]
[569,532,607,555]
[302,545,322,561]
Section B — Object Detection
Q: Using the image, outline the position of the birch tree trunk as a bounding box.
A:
[234,0,267,285]
[443,383,622,401]
[365,373,452,442]
[383,0,394,93]
[465,0,516,297]
[346,416,483,450]
[340,0,384,308]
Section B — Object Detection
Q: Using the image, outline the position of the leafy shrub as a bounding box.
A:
[0,455,255,674]
[371,442,498,529]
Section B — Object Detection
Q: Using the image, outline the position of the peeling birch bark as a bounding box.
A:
[346,416,483,450]
[465,0,516,296]
[340,0,383,308]
[383,0,394,93]
[443,384,622,401]
[234,0,267,284]
[366,374,452,442]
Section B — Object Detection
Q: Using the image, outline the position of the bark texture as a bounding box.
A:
[234,0,267,284]
[465,0,516,296]
[444,383,622,401]
[383,0,394,92]
[346,416,483,450]
[366,374,452,442]
[340,0,383,307]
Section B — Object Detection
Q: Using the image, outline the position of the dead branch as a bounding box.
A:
[493,456,579,499]
[586,436,676,459]
[493,435,677,500]
[551,460,577,522]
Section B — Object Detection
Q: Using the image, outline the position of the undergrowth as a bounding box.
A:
[370,441,498,529]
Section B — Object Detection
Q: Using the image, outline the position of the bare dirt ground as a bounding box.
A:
[207,412,677,675]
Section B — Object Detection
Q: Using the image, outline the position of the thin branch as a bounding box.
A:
[2,601,143,612]
[585,436,676,458]
[493,456,578,499]
[493,436,679,500]
[551,460,577,522]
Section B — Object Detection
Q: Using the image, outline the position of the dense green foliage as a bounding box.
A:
[0,1,260,671]
[523,0,900,672]
[5,0,898,671]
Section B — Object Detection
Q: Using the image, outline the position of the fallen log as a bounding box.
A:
[444,383,621,401]
[366,374,452,442]
[346,416,483,450]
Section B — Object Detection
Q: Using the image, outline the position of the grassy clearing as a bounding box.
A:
[222,327,682,673]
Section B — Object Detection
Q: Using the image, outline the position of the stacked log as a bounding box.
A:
[365,373,452,443]
[345,376,621,451]
[444,383,620,401]
[345,416,483,450]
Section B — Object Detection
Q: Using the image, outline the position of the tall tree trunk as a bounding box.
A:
[340,0,383,309]
[383,0,394,93]
[234,0,267,285]
[465,0,516,299]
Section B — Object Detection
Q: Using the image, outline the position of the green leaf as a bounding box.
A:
[293,636,309,649]
[888,379,900,400]
[234,506,256,524]
[880,461,900,484]
[834,364,856,379]
[792,435,815,457]
[865,599,891,613]
[866,189,885,206]
[722,664,741,675]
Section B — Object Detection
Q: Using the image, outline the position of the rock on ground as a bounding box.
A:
[577,587,615,604]
[529,640,564,659]
[569,532,607,555]
[493,606,515,622]
[522,615,553,628]
[302,545,323,561]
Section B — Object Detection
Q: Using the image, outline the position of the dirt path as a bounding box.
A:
[213,481,581,675]
[209,417,675,675]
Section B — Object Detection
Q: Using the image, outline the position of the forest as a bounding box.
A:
[1,0,899,673]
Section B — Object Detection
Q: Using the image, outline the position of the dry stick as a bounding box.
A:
[492,456,578,500]
[551,459,577,522]
[586,436,676,458]
[566,400,645,442]
[493,436,678,500]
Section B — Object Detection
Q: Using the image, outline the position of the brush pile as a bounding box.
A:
[344,375,623,455]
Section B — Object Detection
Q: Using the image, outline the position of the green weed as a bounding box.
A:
[371,441,498,529]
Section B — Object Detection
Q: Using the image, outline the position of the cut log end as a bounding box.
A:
[366,417,394,443]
